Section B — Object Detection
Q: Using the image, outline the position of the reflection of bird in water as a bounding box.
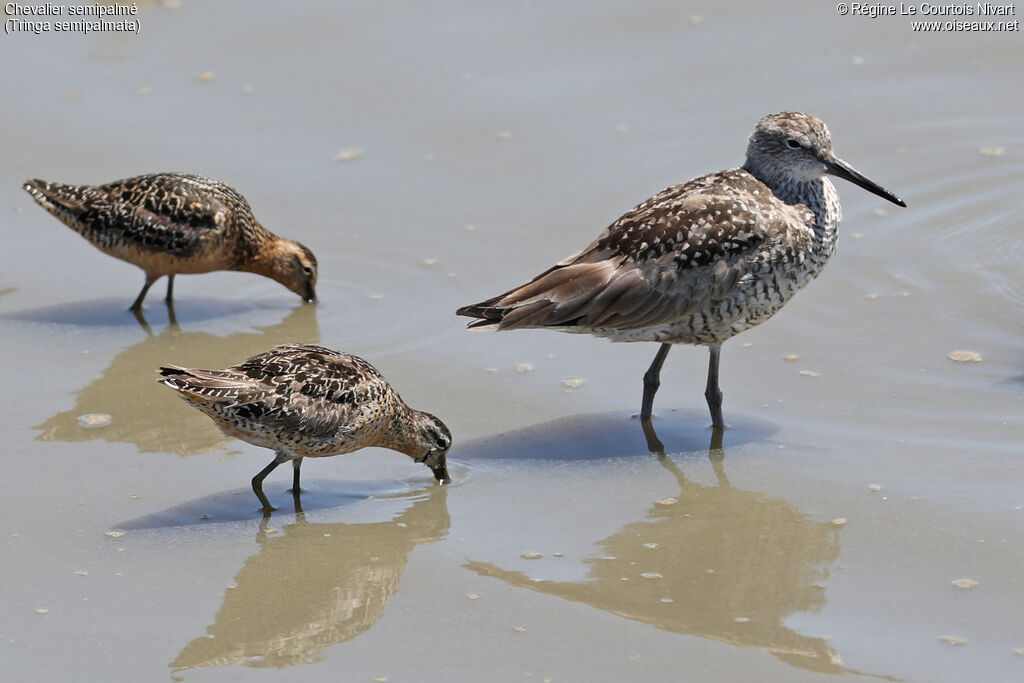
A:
[466,435,886,677]
[171,486,449,670]
[457,112,905,427]
[23,173,318,311]
[35,303,320,456]
[159,344,452,511]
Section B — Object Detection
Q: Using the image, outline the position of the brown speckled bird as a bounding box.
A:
[457,112,906,427]
[23,172,318,310]
[158,344,451,512]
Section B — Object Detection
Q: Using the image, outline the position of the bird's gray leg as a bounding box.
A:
[129,274,159,312]
[705,343,725,428]
[641,343,672,419]
[164,274,175,302]
[288,457,303,494]
[252,452,287,513]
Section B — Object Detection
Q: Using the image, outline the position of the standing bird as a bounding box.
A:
[158,344,451,512]
[23,172,318,310]
[457,112,906,427]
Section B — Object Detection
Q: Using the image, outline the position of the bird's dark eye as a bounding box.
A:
[786,139,801,149]
[436,436,449,449]
[301,265,313,276]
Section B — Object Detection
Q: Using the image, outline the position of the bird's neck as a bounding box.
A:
[745,164,843,256]
[379,402,422,457]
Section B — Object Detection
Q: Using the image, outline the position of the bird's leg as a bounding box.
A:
[705,344,725,428]
[288,457,303,494]
[129,274,158,312]
[641,343,672,419]
[164,274,175,302]
[252,452,287,513]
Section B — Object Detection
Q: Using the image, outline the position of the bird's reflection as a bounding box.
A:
[34,303,319,456]
[467,419,877,677]
[171,485,449,671]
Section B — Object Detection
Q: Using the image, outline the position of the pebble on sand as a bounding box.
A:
[516,363,534,374]
[831,518,847,527]
[951,578,979,589]
[195,72,215,82]
[868,484,883,492]
[521,552,542,560]
[513,626,527,633]
[799,370,820,377]
[35,608,49,615]
[948,350,982,362]
[783,354,799,361]
[656,497,678,505]
[979,146,1005,157]
[563,378,583,388]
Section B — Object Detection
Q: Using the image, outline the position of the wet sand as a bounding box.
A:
[1,2,1022,681]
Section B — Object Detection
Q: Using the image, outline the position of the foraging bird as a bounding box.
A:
[23,172,318,310]
[158,344,451,511]
[457,112,906,427]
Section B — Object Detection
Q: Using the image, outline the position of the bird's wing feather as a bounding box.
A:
[27,173,247,256]
[458,170,809,331]
[223,345,390,439]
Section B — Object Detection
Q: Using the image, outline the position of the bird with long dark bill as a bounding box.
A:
[457,112,906,427]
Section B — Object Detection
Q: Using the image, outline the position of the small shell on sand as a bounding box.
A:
[951,578,979,589]
[948,350,982,362]
[332,148,363,162]
[939,635,967,646]
[77,413,112,428]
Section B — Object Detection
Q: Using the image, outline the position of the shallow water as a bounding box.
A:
[2,2,1023,681]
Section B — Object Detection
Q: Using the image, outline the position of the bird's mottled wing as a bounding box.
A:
[97,174,246,255]
[228,344,391,439]
[458,169,813,331]
[26,173,248,256]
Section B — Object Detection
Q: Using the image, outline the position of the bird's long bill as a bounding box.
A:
[417,450,451,484]
[825,156,907,207]
[304,284,317,303]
